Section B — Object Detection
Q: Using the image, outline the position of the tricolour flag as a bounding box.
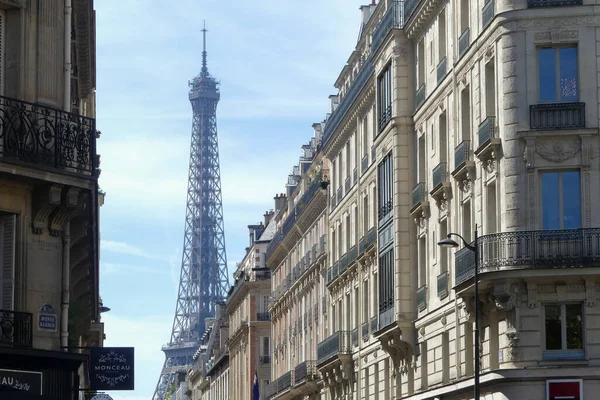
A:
[252,370,260,400]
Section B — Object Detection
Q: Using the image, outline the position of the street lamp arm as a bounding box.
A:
[447,233,476,252]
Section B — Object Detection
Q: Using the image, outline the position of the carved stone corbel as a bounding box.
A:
[31,185,63,234]
[49,189,87,236]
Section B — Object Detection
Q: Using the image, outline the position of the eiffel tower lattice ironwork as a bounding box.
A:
[153,23,229,400]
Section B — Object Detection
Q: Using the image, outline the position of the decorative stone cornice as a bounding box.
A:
[405,0,446,40]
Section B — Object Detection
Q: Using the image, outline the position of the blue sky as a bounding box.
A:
[96,1,367,399]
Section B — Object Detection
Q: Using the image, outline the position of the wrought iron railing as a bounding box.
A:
[351,327,359,347]
[412,182,426,209]
[361,154,369,174]
[253,269,271,280]
[416,83,426,110]
[437,271,449,298]
[323,63,374,146]
[417,285,427,310]
[345,177,350,194]
[353,167,358,186]
[478,116,496,149]
[367,228,376,249]
[378,199,393,222]
[530,102,585,130]
[362,321,369,341]
[332,261,339,279]
[348,245,357,266]
[379,104,392,132]
[432,162,448,190]
[370,316,378,334]
[257,312,271,321]
[437,56,447,85]
[317,331,351,365]
[0,96,98,176]
[259,355,271,364]
[454,140,472,171]
[340,253,348,274]
[372,1,404,55]
[320,234,328,254]
[404,0,420,20]
[277,370,293,392]
[0,310,33,348]
[458,28,470,59]
[482,0,495,29]
[330,194,337,209]
[294,360,317,384]
[265,380,278,399]
[454,228,600,287]
[337,186,342,204]
[371,146,376,164]
[359,235,367,255]
[528,0,582,7]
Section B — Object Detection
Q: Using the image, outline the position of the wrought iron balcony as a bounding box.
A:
[265,380,277,399]
[367,228,376,250]
[454,140,472,171]
[257,312,271,321]
[317,331,351,366]
[0,96,98,177]
[344,177,350,194]
[353,167,358,186]
[340,253,348,274]
[361,154,369,174]
[330,194,337,209]
[528,0,582,7]
[416,83,426,110]
[454,228,600,287]
[253,269,271,280]
[323,63,374,146]
[277,370,293,393]
[0,310,33,348]
[459,28,470,59]
[352,327,359,347]
[371,146,376,164]
[417,285,427,311]
[337,186,342,204]
[478,116,496,149]
[294,360,317,384]
[260,355,271,365]
[482,0,495,29]
[432,162,448,191]
[359,235,367,256]
[320,234,327,254]
[411,182,426,212]
[437,56,447,85]
[405,0,420,20]
[372,0,404,55]
[437,271,449,298]
[348,245,357,266]
[370,316,378,334]
[362,321,369,341]
[530,102,585,130]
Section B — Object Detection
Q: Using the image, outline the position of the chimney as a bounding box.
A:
[329,95,339,113]
[360,4,373,25]
[264,210,275,226]
[274,193,287,213]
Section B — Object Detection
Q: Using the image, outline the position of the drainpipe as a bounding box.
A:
[64,0,72,111]
[61,223,71,350]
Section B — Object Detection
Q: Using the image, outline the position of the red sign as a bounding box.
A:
[547,380,582,400]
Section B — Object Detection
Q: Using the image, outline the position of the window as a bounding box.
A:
[461,86,471,141]
[417,40,425,86]
[378,248,394,327]
[438,9,446,60]
[377,153,393,222]
[261,336,270,356]
[378,63,392,130]
[544,304,583,359]
[539,46,578,102]
[541,171,581,229]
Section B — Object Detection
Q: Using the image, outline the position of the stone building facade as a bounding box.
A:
[0,0,104,398]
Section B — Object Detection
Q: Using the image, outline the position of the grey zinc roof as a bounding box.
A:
[258,216,277,242]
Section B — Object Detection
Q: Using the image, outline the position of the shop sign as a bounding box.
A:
[90,347,135,391]
[38,303,57,332]
[0,369,43,394]
[547,379,582,400]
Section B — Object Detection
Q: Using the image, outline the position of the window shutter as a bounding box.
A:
[1,214,16,310]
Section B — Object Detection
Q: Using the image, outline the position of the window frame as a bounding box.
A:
[540,169,582,230]
[377,62,393,132]
[537,44,579,103]
[542,302,585,360]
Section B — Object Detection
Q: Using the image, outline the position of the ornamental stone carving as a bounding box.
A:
[535,137,581,163]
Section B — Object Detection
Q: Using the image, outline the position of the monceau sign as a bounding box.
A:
[0,369,43,394]
[90,347,135,391]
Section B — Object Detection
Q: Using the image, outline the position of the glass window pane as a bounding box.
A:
[562,171,581,229]
[542,172,560,229]
[566,304,583,350]
[545,305,562,350]
[560,47,578,101]
[539,48,557,101]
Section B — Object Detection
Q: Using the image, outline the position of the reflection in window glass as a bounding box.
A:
[538,46,578,102]
[539,48,557,102]
[542,172,559,230]
[566,304,583,350]
[560,47,578,101]
[545,305,562,350]
[563,171,581,229]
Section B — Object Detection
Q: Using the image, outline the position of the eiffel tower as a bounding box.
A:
[153,23,229,400]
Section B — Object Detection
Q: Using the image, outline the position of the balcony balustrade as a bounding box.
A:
[437,56,447,85]
[432,162,448,191]
[405,0,420,20]
[417,285,427,311]
[0,310,33,348]
[361,154,369,174]
[530,102,585,130]
[437,271,448,298]
[367,228,376,250]
[259,355,271,365]
[482,0,495,29]
[358,235,366,256]
[454,140,472,171]
[370,316,378,334]
[458,28,470,58]
[257,312,271,321]
[372,0,404,55]
[528,0,582,7]
[0,96,98,177]
[348,245,357,266]
[351,327,359,347]
[362,321,369,341]
[337,186,342,204]
[317,331,351,365]
[478,116,496,149]
[454,228,600,287]
[371,146,376,164]
[277,371,293,393]
[320,234,328,254]
[332,261,339,279]
[294,360,317,384]
[411,182,426,211]
[340,253,348,274]
[353,167,358,186]
[331,194,337,209]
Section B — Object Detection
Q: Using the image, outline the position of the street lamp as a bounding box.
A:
[438,224,479,400]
